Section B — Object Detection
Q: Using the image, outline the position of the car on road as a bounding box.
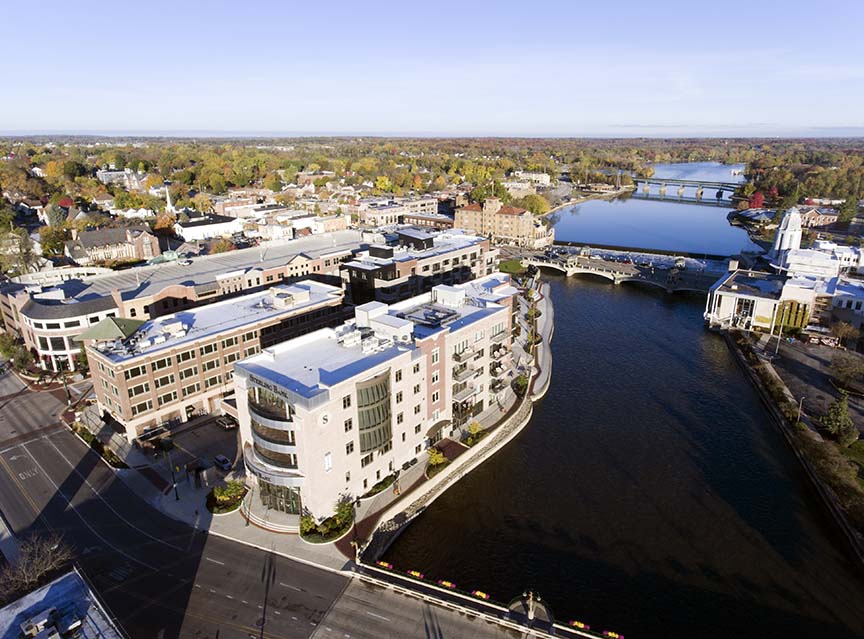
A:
[213,454,233,471]
[215,416,237,430]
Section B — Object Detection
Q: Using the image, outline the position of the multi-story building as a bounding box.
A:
[349,197,439,227]
[513,170,551,186]
[401,211,455,230]
[173,214,244,241]
[82,281,345,440]
[233,273,518,520]
[455,197,554,249]
[64,226,161,266]
[341,229,498,304]
[0,230,371,371]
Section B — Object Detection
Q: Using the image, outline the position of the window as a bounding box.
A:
[179,366,198,380]
[64,320,80,328]
[475,329,485,342]
[345,441,354,455]
[414,424,421,434]
[396,412,403,424]
[222,336,238,349]
[413,363,420,374]
[128,382,149,398]
[431,371,439,384]
[224,352,240,365]
[203,358,219,372]
[395,369,402,382]
[431,348,439,364]
[431,391,439,403]
[205,375,222,388]
[396,391,403,404]
[129,308,137,318]
[415,444,422,454]
[413,384,420,394]
[150,372,173,389]
[131,400,153,416]
[153,357,172,371]
[376,470,381,481]
[158,391,177,406]
[178,350,195,363]
[243,346,259,357]
[243,330,257,341]
[342,395,351,409]
[123,364,147,379]
[200,343,217,356]
[413,404,421,415]
[402,432,406,442]
[324,452,332,471]
[182,383,200,397]
[345,471,351,483]
[344,418,353,432]
[361,453,374,468]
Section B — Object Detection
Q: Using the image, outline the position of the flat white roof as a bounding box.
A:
[344,229,485,271]
[95,280,342,363]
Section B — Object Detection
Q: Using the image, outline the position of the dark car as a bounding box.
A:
[213,455,233,471]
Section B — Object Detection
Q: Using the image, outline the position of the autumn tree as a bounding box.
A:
[513,194,551,215]
[0,533,73,604]
[831,321,860,348]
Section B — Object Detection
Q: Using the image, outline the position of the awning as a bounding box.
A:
[426,419,452,438]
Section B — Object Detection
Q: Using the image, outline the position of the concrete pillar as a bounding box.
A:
[695,186,703,199]
[677,185,685,197]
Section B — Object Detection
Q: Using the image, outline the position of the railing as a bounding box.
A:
[453,365,474,382]
[248,399,290,422]
[453,348,475,363]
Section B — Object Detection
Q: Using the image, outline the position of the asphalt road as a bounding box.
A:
[0,425,347,638]
[311,580,523,639]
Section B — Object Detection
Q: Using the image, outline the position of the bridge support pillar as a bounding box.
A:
[695,186,703,199]
[642,183,650,193]
[659,184,666,196]
[677,185,685,197]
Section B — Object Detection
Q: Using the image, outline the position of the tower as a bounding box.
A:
[164,180,174,214]
[770,207,802,264]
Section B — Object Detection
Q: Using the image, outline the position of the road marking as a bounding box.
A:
[273,610,281,615]
[226,595,234,599]
[17,444,150,568]
[194,584,201,589]
[257,605,263,609]
[279,582,302,591]
[242,600,248,604]
[206,557,225,565]
[291,616,298,621]
[209,589,216,593]
[43,435,186,551]
[366,612,390,622]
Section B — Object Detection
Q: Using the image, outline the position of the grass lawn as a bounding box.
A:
[498,259,526,275]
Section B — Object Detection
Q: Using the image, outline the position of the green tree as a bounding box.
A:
[210,238,234,254]
[192,193,213,213]
[831,353,864,389]
[839,195,860,223]
[12,347,32,372]
[822,391,854,436]
[38,226,69,256]
[427,448,446,466]
[0,332,18,358]
[513,373,529,397]
[513,194,551,215]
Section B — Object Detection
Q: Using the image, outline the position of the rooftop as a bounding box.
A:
[236,273,515,400]
[716,269,786,299]
[22,230,373,305]
[343,229,486,271]
[89,280,343,363]
[0,570,123,639]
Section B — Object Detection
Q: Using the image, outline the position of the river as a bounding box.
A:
[549,162,761,255]
[383,276,864,638]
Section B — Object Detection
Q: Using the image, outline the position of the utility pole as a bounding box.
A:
[797,396,806,423]
[774,305,787,357]
[165,446,180,501]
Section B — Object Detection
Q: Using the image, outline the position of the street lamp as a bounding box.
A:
[164,446,180,501]
[797,396,806,423]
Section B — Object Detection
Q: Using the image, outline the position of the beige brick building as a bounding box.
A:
[455,198,553,249]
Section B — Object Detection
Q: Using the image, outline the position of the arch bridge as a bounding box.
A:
[523,255,718,294]
[631,176,742,199]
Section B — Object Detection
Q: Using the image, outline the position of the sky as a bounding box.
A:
[2,0,863,137]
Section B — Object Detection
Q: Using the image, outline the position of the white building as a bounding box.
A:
[233,273,518,520]
[174,214,244,241]
[770,207,803,263]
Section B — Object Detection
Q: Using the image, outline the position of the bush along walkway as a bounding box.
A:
[728,332,864,566]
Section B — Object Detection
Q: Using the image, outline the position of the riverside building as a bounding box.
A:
[82,281,345,440]
[233,273,518,521]
[341,229,498,304]
[455,197,554,249]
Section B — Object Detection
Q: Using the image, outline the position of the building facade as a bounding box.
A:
[233,273,518,520]
[455,197,554,249]
[83,281,346,440]
[341,229,498,304]
[64,226,161,266]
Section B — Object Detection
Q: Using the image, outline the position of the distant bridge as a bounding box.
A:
[632,176,742,199]
[524,254,723,294]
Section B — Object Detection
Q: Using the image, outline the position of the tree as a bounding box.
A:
[192,193,213,213]
[830,352,864,389]
[12,347,33,371]
[427,448,446,466]
[468,421,482,437]
[748,191,765,209]
[0,533,73,604]
[831,321,860,348]
[0,332,18,358]
[210,238,234,254]
[513,194,550,215]
[513,373,529,397]
[43,203,67,227]
[822,391,854,436]
[38,226,69,256]
[837,419,860,448]
[839,195,860,223]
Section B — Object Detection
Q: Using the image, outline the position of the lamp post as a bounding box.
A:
[165,446,180,501]
[797,396,806,423]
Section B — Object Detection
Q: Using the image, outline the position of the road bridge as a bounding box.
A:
[524,254,722,293]
[632,176,742,199]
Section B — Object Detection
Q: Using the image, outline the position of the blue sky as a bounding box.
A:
[2,0,863,136]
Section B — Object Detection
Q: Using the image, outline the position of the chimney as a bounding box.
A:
[728,258,739,272]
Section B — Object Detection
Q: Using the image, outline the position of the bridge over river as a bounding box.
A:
[523,250,727,294]
[632,176,741,200]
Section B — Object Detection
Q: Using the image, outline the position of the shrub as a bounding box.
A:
[428,448,446,466]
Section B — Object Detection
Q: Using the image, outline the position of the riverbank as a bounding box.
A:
[545,186,635,216]
[725,332,864,567]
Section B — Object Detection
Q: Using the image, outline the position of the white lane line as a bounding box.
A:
[257,605,263,609]
[19,443,149,568]
[279,582,302,591]
[291,616,298,621]
[43,436,185,550]
[241,600,248,604]
[226,595,233,599]
[273,610,281,615]
[366,611,390,622]
[209,589,216,593]
[205,557,225,565]
[194,584,201,589]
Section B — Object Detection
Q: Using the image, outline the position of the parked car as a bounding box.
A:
[215,416,237,430]
[213,455,233,471]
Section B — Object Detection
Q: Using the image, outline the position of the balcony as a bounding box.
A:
[453,365,475,382]
[453,384,477,403]
[491,379,507,393]
[453,347,475,362]
[490,363,506,378]
[491,331,508,344]
[491,347,508,361]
